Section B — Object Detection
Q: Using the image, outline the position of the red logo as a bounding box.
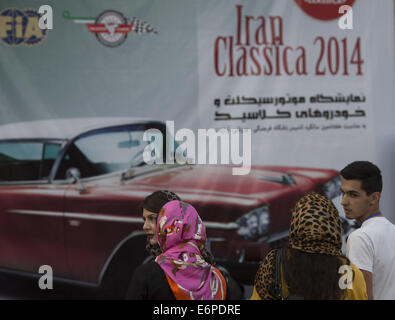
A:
[294,0,356,21]
[62,9,157,47]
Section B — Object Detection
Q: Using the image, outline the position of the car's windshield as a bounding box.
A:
[55,124,164,180]
[76,130,147,164]
[0,141,62,182]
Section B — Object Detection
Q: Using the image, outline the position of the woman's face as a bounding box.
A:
[142,208,158,246]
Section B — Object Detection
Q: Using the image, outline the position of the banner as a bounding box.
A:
[0,0,394,299]
[197,0,378,169]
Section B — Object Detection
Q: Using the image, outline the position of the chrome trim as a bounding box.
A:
[50,164,186,185]
[0,180,50,186]
[7,209,143,224]
[52,170,124,185]
[170,186,260,203]
[8,210,239,230]
[7,209,63,218]
[204,221,239,230]
[180,193,258,206]
[64,213,142,224]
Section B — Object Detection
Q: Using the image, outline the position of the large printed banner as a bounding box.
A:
[0,0,389,172]
[197,0,378,168]
[0,0,394,299]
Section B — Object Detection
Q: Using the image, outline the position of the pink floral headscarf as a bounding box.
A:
[154,200,226,300]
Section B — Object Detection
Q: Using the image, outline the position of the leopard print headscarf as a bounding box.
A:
[253,193,343,299]
[289,193,342,256]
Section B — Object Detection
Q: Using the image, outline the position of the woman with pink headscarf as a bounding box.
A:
[127,191,228,300]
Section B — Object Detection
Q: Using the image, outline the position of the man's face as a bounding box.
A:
[142,208,158,246]
[340,178,373,222]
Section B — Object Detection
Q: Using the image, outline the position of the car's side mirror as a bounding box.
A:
[66,167,81,182]
[66,167,86,191]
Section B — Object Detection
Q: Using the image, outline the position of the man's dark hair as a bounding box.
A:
[340,161,382,195]
[140,190,181,214]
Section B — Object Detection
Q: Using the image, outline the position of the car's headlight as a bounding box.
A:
[323,175,342,199]
[236,206,270,240]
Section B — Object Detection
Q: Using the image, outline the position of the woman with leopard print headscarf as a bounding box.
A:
[251,192,367,300]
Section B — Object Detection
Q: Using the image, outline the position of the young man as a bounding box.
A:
[340,161,395,300]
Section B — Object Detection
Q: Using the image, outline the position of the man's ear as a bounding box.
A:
[369,192,381,205]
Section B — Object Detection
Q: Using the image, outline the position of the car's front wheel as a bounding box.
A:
[99,234,150,299]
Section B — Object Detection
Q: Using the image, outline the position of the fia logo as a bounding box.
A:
[0,5,52,46]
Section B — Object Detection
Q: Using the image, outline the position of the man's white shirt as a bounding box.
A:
[346,217,395,300]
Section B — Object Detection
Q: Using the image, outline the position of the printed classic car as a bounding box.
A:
[0,117,348,297]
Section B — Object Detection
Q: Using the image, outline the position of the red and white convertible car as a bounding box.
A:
[0,118,348,297]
